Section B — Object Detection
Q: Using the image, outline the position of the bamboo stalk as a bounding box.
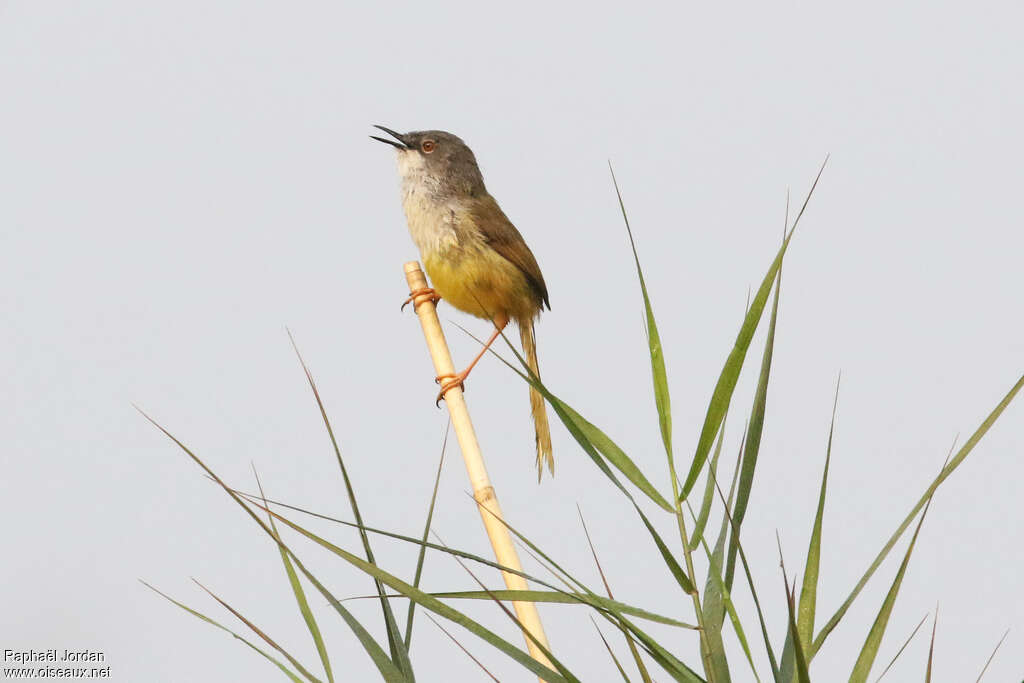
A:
[403,261,555,679]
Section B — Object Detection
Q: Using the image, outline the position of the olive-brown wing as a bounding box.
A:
[471,195,550,310]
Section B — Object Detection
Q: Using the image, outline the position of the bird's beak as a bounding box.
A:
[370,125,410,150]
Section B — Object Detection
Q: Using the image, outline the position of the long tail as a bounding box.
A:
[519,321,553,480]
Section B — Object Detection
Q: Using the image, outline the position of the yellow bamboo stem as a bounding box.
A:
[403,261,555,679]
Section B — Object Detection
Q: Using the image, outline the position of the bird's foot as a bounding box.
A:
[401,287,441,312]
[434,371,469,407]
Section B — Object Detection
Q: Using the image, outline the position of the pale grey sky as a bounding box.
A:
[1,2,1022,681]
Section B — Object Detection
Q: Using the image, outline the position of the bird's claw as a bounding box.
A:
[434,373,467,407]
[402,287,441,312]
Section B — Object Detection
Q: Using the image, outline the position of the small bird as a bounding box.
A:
[372,125,554,479]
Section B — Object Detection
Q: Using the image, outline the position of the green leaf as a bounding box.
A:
[426,590,697,629]
[288,332,412,679]
[783,578,811,683]
[796,376,839,649]
[725,228,785,589]
[192,578,325,683]
[811,372,1024,657]
[592,618,634,683]
[609,164,673,466]
[465,321,674,513]
[254,469,334,683]
[405,421,450,649]
[267,507,571,682]
[553,397,674,512]
[136,409,409,682]
[689,410,729,552]
[635,505,697,595]
[783,375,839,681]
[141,581,306,683]
[848,494,935,683]
[681,160,827,500]
[874,612,928,681]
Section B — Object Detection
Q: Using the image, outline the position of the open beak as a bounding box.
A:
[370,125,409,150]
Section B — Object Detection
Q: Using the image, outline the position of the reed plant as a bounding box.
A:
[142,161,1020,682]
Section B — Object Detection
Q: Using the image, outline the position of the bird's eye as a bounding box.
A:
[421,140,436,153]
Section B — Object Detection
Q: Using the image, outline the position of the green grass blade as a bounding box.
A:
[287,332,412,678]
[783,581,810,683]
[811,373,1024,657]
[584,513,651,683]
[705,453,780,680]
[425,590,696,629]
[461,499,704,682]
[635,504,697,595]
[592,617,634,683]
[777,544,810,683]
[439,538,582,683]
[579,508,653,683]
[681,160,827,500]
[687,455,759,683]
[700,430,747,683]
[689,410,729,552]
[848,493,935,683]
[141,581,305,683]
[136,409,408,681]
[974,628,1009,682]
[724,223,785,589]
[796,376,840,654]
[405,420,450,649]
[554,397,674,512]
[459,321,674,513]
[424,613,500,682]
[924,608,938,682]
[192,578,325,683]
[269,508,569,682]
[254,468,334,683]
[874,612,928,682]
[609,163,673,466]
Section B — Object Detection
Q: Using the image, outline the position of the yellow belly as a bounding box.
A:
[424,245,538,322]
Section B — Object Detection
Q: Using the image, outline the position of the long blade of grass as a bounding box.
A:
[141,580,305,683]
[706,455,780,680]
[459,320,674,513]
[725,198,787,588]
[848,491,935,682]
[777,542,810,683]
[796,375,839,650]
[782,375,839,680]
[578,507,653,683]
[592,617,634,683]
[975,628,1009,682]
[422,591,695,629]
[681,159,828,500]
[137,408,408,681]
[435,534,581,683]
[461,499,704,683]
[635,504,697,595]
[609,163,673,466]
[267,506,568,682]
[254,467,334,683]
[193,578,325,683]
[924,607,938,682]
[810,373,1024,657]
[424,613,500,682]
[405,419,450,649]
[287,332,411,678]
[689,410,729,552]
[687,512,759,683]
[700,430,747,683]
[875,612,928,682]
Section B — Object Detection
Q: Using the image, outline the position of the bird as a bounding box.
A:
[372,125,554,479]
